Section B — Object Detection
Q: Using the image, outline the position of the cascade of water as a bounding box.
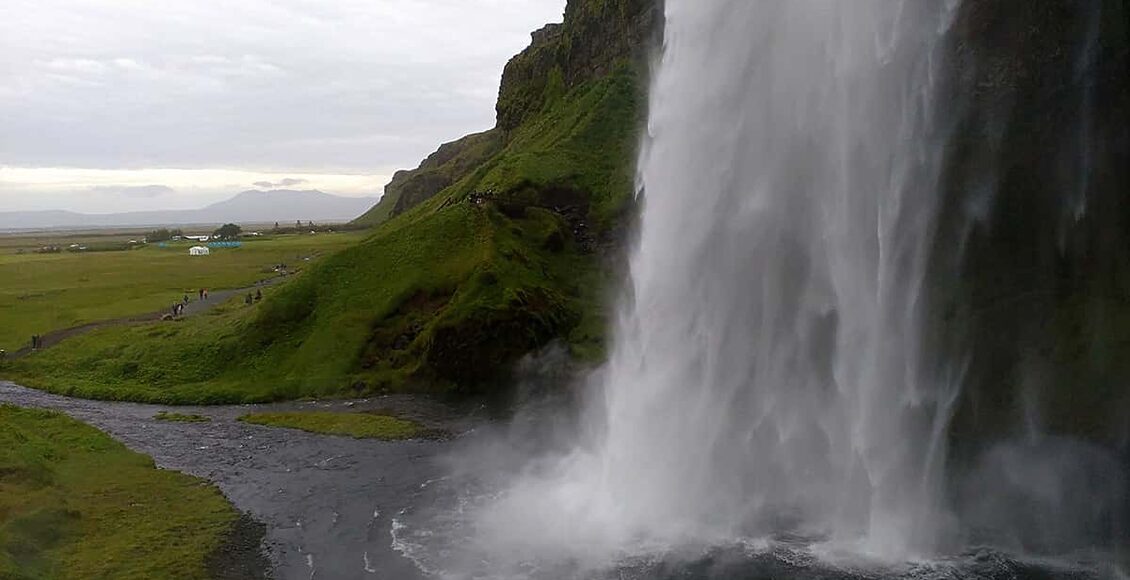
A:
[590,0,962,556]
[470,0,964,564]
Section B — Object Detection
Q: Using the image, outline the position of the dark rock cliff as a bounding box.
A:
[931,0,1130,460]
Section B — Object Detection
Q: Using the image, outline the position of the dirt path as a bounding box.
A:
[7,277,285,359]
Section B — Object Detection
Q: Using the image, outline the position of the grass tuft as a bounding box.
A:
[153,411,211,423]
[238,411,426,440]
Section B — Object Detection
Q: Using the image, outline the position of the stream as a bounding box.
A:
[1,381,1123,579]
[0,380,467,580]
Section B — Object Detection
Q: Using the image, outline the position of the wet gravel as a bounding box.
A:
[0,381,472,580]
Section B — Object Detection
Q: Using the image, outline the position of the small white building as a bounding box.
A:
[189,246,210,256]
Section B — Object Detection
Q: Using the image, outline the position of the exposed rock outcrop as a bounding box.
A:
[930,0,1130,456]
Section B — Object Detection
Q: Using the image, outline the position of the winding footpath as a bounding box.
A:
[8,277,284,359]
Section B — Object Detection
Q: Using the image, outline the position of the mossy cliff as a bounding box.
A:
[356,0,660,227]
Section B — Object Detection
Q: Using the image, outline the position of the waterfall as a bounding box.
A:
[590,0,960,556]
[469,0,964,565]
[394,2,1130,577]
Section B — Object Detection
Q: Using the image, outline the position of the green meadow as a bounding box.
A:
[0,69,637,404]
[0,405,240,580]
[0,232,366,351]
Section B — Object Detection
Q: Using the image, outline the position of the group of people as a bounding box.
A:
[175,287,263,313]
[20,285,247,357]
[171,289,208,318]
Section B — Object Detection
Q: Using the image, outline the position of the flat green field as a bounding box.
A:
[0,232,366,351]
[0,405,242,579]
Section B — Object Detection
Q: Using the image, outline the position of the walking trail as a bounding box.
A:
[7,277,285,359]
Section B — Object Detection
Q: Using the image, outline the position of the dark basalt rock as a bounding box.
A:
[205,513,270,580]
[929,0,1130,458]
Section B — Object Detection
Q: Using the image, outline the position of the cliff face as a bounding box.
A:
[930,0,1130,457]
[355,0,662,226]
[496,0,661,132]
[355,130,503,225]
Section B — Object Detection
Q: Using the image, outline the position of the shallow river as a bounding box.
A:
[0,382,1121,580]
[0,381,465,580]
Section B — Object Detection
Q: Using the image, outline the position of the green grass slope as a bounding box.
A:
[2,0,659,403]
[0,405,243,580]
[2,68,642,403]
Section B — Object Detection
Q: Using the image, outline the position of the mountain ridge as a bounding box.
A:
[0,190,377,230]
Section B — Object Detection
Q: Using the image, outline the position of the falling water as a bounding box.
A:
[394,1,1127,578]
[463,0,964,567]
[592,0,959,555]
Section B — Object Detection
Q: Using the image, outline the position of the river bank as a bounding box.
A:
[0,381,475,580]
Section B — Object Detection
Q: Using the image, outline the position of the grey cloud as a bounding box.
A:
[0,0,565,176]
[87,184,175,197]
[254,178,307,188]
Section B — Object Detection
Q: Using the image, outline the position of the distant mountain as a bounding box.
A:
[0,190,379,231]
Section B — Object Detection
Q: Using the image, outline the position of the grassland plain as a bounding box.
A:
[0,405,244,580]
[239,410,426,440]
[0,231,365,351]
[0,0,657,404]
[0,69,639,404]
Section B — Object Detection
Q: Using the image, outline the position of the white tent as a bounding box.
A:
[189,246,210,256]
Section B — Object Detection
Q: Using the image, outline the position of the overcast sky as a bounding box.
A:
[0,0,564,213]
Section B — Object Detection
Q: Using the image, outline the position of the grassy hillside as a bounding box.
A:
[1,0,659,403]
[0,405,245,579]
[2,67,643,403]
